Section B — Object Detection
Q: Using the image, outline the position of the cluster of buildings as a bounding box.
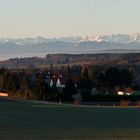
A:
[0,71,140,99]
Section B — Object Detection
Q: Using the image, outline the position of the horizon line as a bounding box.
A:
[0,32,140,39]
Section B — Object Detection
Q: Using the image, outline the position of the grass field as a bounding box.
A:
[0,99,140,140]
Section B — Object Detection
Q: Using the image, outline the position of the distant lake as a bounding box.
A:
[0,48,140,60]
[0,52,47,60]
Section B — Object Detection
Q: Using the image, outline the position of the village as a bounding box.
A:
[0,64,140,106]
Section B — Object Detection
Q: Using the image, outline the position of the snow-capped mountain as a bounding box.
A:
[0,33,140,60]
[81,33,140,43]
[0,33,140,44]
[131,33,140,42]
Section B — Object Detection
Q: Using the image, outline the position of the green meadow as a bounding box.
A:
[0,99,140,140]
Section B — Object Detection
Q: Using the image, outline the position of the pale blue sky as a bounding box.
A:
[0,0,139,38]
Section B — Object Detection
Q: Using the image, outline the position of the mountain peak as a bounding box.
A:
[131,33,140,41]
[0,33,140,44]
[80,33,140,43]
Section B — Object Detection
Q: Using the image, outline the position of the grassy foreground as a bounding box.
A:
[0,99,140,140]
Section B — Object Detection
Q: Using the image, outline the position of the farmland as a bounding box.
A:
[0,99,140,140]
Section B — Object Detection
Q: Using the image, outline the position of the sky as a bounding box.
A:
[0,0,140,38]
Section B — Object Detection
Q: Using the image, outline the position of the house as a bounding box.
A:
[56,78,65,88]
[0,93,8,98]
[117,91,133,96]
[49,74,66,88]
[118,91,125,96]
[49,80,53,87]
[125,87,134,96]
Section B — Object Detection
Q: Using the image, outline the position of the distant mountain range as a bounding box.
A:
[1,33,140,43]
[0,33,140,60]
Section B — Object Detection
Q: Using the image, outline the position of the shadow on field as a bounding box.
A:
[0,99,140,140]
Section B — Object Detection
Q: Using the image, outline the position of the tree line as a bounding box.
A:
[0,64,137,101]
